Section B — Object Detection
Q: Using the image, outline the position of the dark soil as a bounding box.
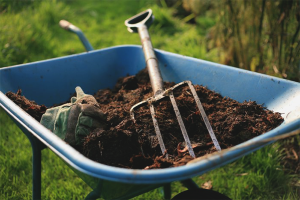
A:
[6,89,47,121]
[6,68,284,169]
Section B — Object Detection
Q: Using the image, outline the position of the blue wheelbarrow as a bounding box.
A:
[1,13,300,200]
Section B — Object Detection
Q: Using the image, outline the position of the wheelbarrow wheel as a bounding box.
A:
[172,188,231,200]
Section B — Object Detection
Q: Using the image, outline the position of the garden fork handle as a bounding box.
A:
[125,9,164,96]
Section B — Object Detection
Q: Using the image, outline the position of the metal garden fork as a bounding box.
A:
[125,9,221,158]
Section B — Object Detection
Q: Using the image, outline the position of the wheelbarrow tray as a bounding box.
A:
[1,45,300,199]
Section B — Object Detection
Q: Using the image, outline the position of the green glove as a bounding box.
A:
[40,86,106,146]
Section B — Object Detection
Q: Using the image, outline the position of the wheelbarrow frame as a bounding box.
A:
[1,45,299,199]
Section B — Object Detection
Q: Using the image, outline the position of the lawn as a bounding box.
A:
[0,0,299,199]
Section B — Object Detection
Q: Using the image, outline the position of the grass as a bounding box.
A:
[0,0,219,66]
[0,108,90,199]
[0,0,299,199]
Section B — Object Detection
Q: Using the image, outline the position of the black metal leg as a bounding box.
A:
[85,181,102,200]
[85,189,101,200]
[163,179,198,199]
[180,179,199,190]
[163,183,171,199]
[24,132,45,200]
[31,139,42,200]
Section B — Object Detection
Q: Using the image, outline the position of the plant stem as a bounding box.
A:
[258,0,266,71]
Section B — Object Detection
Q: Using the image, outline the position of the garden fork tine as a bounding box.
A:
[125,9,221,159]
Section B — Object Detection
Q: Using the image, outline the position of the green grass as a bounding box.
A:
[0,0,299,199]
[0,108,90,199]
[0,0,219,66]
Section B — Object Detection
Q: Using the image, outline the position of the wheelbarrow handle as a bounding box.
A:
[125,9,164,96]
[59,20,94,52]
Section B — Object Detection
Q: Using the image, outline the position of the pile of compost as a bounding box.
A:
[6,68,284,169]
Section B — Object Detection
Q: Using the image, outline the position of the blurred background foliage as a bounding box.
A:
[161,0,300,81]
[1,0,299,81]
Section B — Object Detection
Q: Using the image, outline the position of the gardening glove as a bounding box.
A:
[40,86,106,146]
